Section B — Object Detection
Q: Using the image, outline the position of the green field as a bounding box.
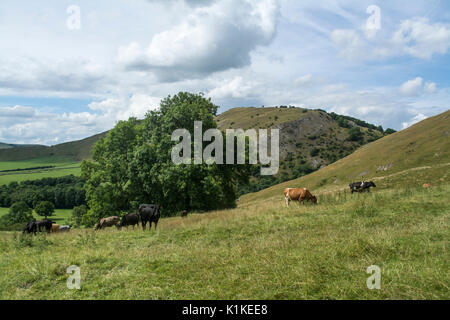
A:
[0,208,72,225]
[0,185,448,299]
[0,157,81,185]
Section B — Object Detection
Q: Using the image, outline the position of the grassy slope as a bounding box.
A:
[240,110,450,205]
[0,185,448,299]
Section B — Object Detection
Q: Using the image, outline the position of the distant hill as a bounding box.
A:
[0,142,45,150]
[239,109,450,205]
[0,132,107,161]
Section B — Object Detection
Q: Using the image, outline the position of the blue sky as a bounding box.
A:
[0,0,449,145]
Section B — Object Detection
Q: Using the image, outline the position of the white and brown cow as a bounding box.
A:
[94,216,119,230]
[283,188,317,207]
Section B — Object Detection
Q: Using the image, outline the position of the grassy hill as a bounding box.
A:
[0,133,106,185]
[0,184,448,299]
[240,110,450,205]
[218,107,386,170]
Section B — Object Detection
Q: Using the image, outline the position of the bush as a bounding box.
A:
[310,148,320,157]
[0,201,33,228]
[347,127,363,142]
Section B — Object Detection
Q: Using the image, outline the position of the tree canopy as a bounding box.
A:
[81,92,251,226]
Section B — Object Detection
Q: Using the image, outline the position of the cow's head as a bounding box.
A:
[311,196,318,204]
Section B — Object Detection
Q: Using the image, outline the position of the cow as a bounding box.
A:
[180,210,188,218]
[50,224,60,233]
[59,225,71,232]
[116,212,140,230]
[423,183,432,188]
[35,219,55,233]
[283,188,317,207]
[349,181,376,193]
[22,221,37,235]
[139,204,161,231]
[94,216,119,230]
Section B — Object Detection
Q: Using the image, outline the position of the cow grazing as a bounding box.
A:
[139,204,161,231]
[423,183,432,188]
[116,212,140,230]
[59,225,71,232]
[94,216,119,230]
[181,210,188,218]
[23,221,37,235]
[50,224,60,233]
[349,181,376,193]
[284,188,317,207]
[35,219,55,233]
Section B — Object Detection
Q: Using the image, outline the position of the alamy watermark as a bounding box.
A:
[171,121,279,175]
[366,265,381,290]
[67,265,81,290]
[67,5,81,30]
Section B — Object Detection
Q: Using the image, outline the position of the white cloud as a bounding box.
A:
[399,77,438,96]
[402,113,427,129]
[400,77,423,96]
[208,76,257,100]
[118,0,280,81]
[424,82,437,94]
[392,18,450,59]
[332,18,450,61]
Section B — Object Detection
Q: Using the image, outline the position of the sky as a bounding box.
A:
[0,0,449,145]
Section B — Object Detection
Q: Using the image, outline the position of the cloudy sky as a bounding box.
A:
[0,0,449,145]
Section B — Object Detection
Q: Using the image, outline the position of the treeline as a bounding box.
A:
[0,175,86,209]
[0,165,55,173]
[329,112,396,134]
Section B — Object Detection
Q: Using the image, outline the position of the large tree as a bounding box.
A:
[81,92,250,225]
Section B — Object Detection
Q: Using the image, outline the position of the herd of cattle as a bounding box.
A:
[22,181,376,234]
[22,203,167,235]
[284,181,376,207]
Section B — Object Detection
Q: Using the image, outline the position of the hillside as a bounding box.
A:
[240,109,450,205]
[0,132,107,162]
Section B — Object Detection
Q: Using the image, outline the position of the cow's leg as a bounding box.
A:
[285,195,290,208]
[148,221,152,230]
[298,196,305,205]
[142,221,146,231]
[154,221,158,230]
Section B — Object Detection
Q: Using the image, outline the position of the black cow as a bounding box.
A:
[181,210,188,218]
[138,204,161,231]
[116,212,140,230]
[35,219,55,233]
[22,221,37,235]
[349,181,376,193]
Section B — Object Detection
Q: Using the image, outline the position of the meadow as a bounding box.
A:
[0,157,81,185]
[0,184,448,299]
[0,208,72,225]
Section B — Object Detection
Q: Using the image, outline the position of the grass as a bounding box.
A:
[0,156,81,185]
[0,208,72,225]
[0,185,448,299]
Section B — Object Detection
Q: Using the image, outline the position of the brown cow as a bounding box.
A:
[284,188,317,207]
[181,210,188,218]
[423,183,432,188]
[50,224,60,233]
[95,216,119,230]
